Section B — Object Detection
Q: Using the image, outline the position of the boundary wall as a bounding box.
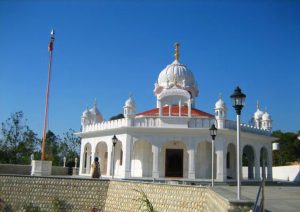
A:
[0,175,252,211]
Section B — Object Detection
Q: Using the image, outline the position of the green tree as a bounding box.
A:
[0,111,39,164]
[60,129,81,167]
[272,130,300,166]
[43,130,61,166]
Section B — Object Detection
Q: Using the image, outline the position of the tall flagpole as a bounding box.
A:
[41,29,55,160]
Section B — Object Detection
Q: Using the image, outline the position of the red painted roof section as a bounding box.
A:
[136,105,214,118]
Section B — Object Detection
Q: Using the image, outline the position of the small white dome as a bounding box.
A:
[254,101,263,120]
[262,111,271,121]
[215,96,226,109]
[254,109,264,120]
[125,96,135,108]
[89,104,104,123]
[82,108,91,118]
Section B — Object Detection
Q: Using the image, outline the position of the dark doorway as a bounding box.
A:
[165,149,183,177]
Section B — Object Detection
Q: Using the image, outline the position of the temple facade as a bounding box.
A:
[77,44,275,182]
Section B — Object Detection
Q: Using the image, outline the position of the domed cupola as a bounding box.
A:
[81,107,92,131]
[89,100,104,124]
[124,94,136,118]
[154,43,199,100]
[253,101,264,128]
[214,95,227,129]
[254,101,264,120]
[262,108,272,131]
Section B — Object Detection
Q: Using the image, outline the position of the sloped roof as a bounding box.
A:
[136,105,214,118]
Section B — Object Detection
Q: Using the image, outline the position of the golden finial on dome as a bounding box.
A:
[174,42,180,61]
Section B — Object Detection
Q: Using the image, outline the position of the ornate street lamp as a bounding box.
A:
[112,135,118,179]
[209,124,217,187]
[230,86,246,200]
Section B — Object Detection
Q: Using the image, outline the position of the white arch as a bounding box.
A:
[95,142,108,176]
[131,140,153,177]
[82,143,92,174]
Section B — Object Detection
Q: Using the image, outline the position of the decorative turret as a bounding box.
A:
[89,99,104,124]
[262,108,272,131]
[81,107,92,131]
[253,101,263,128]
[214,94,227,129]
[124,95,136,118]
[81,100,104,131]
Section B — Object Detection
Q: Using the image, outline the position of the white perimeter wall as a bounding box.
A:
[242,165,300,182]
[272,165,300,182]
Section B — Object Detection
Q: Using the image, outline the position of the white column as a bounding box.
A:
[255,148,260,180]
[152,144,160,178]
[179,99,182,117]
[123,135,132,178]
[90,143,96,176]
[188,99,191,117]
[188,142,196,179]
[158,100,162,116]
[106,143,112,177]
[79,141,85,175]
[169,105,172,116]
[267,149,273,181]
[216,141,226,181]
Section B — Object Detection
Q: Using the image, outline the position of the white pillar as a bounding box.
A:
[90,144,96,176]
[158,100,162,116]
[79,142,85,175]
[216,141,226,181]
[267,149,273,181]
[188,99,192,117]
[179,99,182,117]
[106,143,112,177]
[188,143,196,179]
[152,144,160,178]
[255,148,260,180]
[123,135,132,178]
[169,105,172,116]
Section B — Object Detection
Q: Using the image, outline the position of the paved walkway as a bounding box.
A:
[213,184,300,212]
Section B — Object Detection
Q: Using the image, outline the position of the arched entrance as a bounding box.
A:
[131,140,153,177]
[160,141,188,178]
[260,147,268,179]
[227,143,236,179]
[95,142,108,176]
[196,141,215,179]
[242,145,255,179]
[82,143,92,174]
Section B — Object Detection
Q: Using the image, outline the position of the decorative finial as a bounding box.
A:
[256,100,260,110]
[94,98,97,107]
[174,42,180,61]
[219,93,222,99]
[265,106,268,112]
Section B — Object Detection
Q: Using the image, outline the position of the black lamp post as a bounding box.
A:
[112,135,118,179]
[209,124,217,187]
[230,86,246,200]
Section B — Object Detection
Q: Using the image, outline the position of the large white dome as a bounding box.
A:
[156,60,199,98]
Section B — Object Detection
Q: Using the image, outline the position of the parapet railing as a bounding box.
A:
[82,117,271,136]
[84,118,127,132]
[225,120,271,136]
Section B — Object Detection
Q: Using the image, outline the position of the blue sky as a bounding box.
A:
[0,0,299,136]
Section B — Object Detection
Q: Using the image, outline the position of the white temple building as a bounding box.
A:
[77,43,276,182]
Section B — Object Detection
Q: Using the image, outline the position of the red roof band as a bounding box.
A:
[136,105,214,118]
